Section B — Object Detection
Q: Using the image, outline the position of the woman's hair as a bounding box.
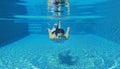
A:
[52,28,65,36]
[56,29,65,35]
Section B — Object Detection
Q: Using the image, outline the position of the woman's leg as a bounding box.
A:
[58,21,61,28]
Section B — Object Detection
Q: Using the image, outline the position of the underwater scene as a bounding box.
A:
[0,0,120,69]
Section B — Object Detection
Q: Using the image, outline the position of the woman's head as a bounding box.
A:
[57,29,65,35]
[56,29,65,39]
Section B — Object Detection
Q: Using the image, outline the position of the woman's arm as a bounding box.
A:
[64,27,70,39]
[48,28,56,39]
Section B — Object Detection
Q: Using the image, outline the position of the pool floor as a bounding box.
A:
[0,34,120,69]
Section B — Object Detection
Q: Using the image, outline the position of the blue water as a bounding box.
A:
[0,34,120,69]
[0,0,120,69]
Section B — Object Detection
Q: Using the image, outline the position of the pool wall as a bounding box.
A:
[0,0,29,46]
[0,22,29,47]
[93,0,120,44]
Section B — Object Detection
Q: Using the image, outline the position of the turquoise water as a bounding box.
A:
[0,34,120,68]
[0,0,120,69]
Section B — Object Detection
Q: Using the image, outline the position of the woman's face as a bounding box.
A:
[58,33,63,36]
[57,33,63,39]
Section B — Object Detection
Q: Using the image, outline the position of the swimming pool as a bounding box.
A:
[0,0,120,69]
